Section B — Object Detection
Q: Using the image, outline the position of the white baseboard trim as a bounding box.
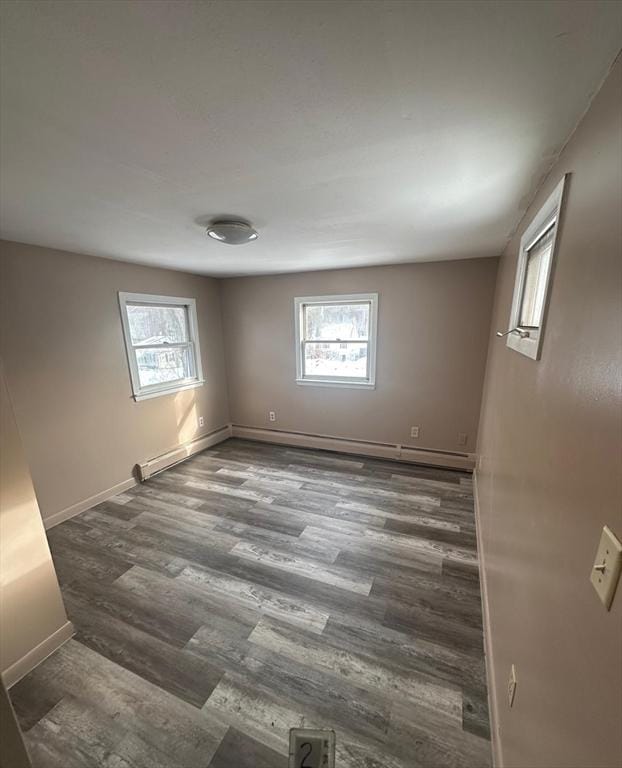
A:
[43,476,137,530]
[230,425,475,471]
[2,620,74,689]
[43,424,233,530]
[473,469,502,768]
[137,424,233,481]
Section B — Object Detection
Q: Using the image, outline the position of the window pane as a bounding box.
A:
[127,304,188,346]
[520,229,554,328]
[304,303,369,340]
[135,346,193,388]
[304,342,368,378]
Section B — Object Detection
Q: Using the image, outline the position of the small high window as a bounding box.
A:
[118,292,204,400]
[294,293,378,388]
[505,175,567,360]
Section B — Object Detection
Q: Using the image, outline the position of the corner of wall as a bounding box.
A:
[472,468,502,768]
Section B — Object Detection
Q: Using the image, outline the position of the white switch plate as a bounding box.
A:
[289,728,335,768]
[269,411,276,422]
[590,525,622,610]
[410,426,420,438]
[508,664,517,707]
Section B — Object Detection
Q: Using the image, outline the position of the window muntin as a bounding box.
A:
[118,293,204,400]
[295,294,378,387]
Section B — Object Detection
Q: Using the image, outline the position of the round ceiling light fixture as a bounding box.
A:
[206,219,258,245]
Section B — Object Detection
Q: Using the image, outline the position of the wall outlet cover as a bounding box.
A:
[269,411,276,422]
[590,525,622,610]
[410,426,420,438]
[198,416,205,427]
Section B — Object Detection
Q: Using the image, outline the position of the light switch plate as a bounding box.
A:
[289,728,335,768]
[590,525,622,610]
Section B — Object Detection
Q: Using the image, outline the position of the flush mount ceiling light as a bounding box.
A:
[206,219,258,245]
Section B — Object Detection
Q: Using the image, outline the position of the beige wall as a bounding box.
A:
[476,57,622,768]
[0,359,69,683]
[0,242,230,524]
[221,258,497,454]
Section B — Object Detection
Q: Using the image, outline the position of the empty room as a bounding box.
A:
[1,2,621,767]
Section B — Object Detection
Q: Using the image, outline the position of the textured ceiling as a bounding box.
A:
[1,0,620,276]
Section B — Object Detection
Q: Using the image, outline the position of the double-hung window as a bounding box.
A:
[294,293,378,388]
[118,292,204,401]
[505,175,567,360]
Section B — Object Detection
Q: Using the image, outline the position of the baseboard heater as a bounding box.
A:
[137,424,232,481]
[231,425,475,471]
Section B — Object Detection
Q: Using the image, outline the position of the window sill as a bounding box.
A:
[133,379,205,402]
[506,334,539,360]
[295,378,375,390]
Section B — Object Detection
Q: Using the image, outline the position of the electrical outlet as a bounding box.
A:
[457,432,468,447]
[198,416,205,428]
[269,411,276,422]
[508,664,517,707]
[410,426,420,439]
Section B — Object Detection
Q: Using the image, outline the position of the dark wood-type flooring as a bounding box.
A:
[10,439,491,767]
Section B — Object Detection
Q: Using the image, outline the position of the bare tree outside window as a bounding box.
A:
[118,293,204,400]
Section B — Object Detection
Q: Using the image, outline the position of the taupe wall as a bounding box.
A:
[0,359,69,682]
[221,258,498,454]
[0,242,230,524]
[476,57,622,767]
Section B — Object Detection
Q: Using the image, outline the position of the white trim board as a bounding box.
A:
[2,620,74,689]
[473,469,502,767]
[43,476,137,530]
[231,425,475,471]
[43,424,232,529]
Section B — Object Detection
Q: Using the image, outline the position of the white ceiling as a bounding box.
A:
[1,1,620,277]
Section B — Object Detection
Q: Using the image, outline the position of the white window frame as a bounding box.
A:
[294,293,378,389]
[118,292,205,401]
[505,175,567,360]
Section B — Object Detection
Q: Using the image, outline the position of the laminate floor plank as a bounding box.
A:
[47,535,133,588]
[65,590,223,707]
[322,612,487,691]
[63,574,204,648]
[177,563,330,634]
[15,640,229,767]
[11,438,490,767]
[211,549,388,624]
[248,616,463,720]
[204,671,413,768]
[388,700,491,767]
[114,565,260,641]
[208,726,288,768]
[230,540,375,595]
[48,517,188,578]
